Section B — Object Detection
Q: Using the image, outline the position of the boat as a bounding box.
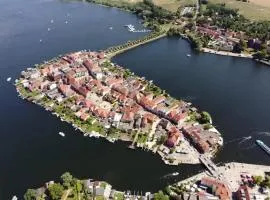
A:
[109,26,113,30]
[11,196,18,200]
[186,54,191,57]
[58,132,65,137]
[162,172,179,178]
[6,77,12,82]
[171,172,179,176]
[256,140,270,155]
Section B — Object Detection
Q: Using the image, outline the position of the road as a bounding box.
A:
[199,154,233,191]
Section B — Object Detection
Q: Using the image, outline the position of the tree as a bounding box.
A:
[61,172,73,188]
[239,39,247,49]
[261,175,270,188]
[48,183,64,200]
[24,189,37,200]
[253,175,263,185]
[154,191,169,200]
[200,111,211,124]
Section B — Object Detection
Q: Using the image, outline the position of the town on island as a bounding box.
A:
[16,50,270,200]
[13,0,270,200]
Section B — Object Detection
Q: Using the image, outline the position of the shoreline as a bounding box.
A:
[176,162,270,191]
[201,48,253,59]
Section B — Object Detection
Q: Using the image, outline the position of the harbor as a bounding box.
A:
[124,24,151,33]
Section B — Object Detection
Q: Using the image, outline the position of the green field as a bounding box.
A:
[209,0,270,21]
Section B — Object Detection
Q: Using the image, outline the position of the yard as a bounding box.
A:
[209,0,270,21]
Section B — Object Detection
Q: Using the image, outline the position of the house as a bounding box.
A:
[112,84,129,96]
[166,126,182,148]
[248,38,262,50]
[236,185,250,200]
[200,177,231,200]
[80,113,90,121]
[58,84,74,97]
[182,126,210,153]
[121,110,135,123]
[83,59,102,79]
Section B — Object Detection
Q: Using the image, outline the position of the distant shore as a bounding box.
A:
[201,48,253,59]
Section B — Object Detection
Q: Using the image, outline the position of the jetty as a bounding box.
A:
[105,31,166,58]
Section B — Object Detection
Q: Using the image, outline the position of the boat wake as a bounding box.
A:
[181,96,196,101]
[256,131,270,137]
[225,136,251,144]
[238,136,252,145]
[240,143,256,150]
[161,172,179,179]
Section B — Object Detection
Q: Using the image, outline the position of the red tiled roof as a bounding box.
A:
[201,177,231,200]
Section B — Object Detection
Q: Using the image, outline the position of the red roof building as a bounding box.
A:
[166,126,182,148]
[200,177,231,200]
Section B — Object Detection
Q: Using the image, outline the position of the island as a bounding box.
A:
[23,162,270,200]
[16,50,223,165]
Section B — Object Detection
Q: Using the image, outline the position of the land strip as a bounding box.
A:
[16,49,223,166]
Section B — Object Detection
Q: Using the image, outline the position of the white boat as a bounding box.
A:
[187,54,191,57]
[65,21,68,24]
[58,132,65,137]
[109,26,113,30]
[6,77,12,82]
[48,28,51,31]
[171,172,179,176]
[11,196,18,200]
[50,19,54,23]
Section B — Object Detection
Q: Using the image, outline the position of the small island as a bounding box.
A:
[16,50,222,165]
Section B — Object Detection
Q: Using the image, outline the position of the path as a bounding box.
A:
[105,32,166,58]
[61,189,72,200]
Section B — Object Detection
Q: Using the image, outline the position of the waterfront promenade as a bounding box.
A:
[176,162,270,191]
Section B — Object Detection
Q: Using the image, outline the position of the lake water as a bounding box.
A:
[0,0,269,199]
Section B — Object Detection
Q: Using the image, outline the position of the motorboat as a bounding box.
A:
[58,132,65,137]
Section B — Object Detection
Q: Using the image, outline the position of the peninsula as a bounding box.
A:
[16,50,222,165]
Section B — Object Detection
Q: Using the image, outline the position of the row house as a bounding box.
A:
[48,71,62,82]
[196,26,221,39]
[92,107,110,119]
[58,84,75,97]
[141,112,157,128]
[74,67,88,78]
[167,110,187,125]
[105,77,123,88]
[72,85,91,98]
[83,59,103,80]
[112,84,129,96]
[28,79,42,92]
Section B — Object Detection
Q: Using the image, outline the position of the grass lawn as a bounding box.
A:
[209,0,270,21]
[92,0,196,12]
